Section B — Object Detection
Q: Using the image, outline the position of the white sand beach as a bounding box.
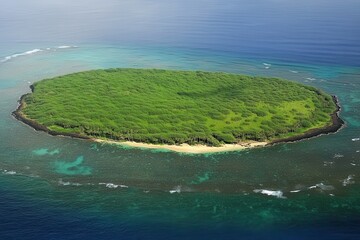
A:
[94,139,268,154]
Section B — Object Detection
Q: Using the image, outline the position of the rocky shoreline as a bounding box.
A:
[12,92,91,140]
[270,95,344,144]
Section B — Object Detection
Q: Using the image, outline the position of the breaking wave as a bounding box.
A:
[99,182,129,189]
[253,189,286,198]
[57,45,77,49]
[1,45,78,63]
[1,49,43,63]
[58,179,82,186]
[169,185,182,194]
[342,175,355,186]
[262,62,271,69]
[308,183,335,191]
[1,169,17,175]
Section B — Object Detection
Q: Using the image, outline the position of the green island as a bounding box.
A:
[14,68,342,152]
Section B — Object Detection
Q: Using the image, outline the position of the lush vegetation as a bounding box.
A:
[20,68,337,146]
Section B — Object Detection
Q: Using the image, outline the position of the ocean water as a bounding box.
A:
[0,0,360,239]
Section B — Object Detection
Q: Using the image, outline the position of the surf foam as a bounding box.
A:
[310,183,335,191]
[1,49,43,63]
[169,185,182,194]
[342,175,355,186]
[253,189,286,198]
[58,179,82,186]
[2,170,17,175]
[57,45,77,49]
[1,45,78,63]
[262,63,271,69]
[99,183,128,189]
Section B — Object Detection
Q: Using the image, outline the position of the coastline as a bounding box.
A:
[270,95,344,144]
[12,92,90,140]
[12,90,344,154]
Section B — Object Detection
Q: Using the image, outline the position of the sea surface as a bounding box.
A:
[0,0,360,239]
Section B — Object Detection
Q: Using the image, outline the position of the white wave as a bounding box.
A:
[351,163,357,166]
[306,77,316,81]
[25,49,42,54]
[290,70,298,73]
[2,170,16,175]
[169,185,182,194]
[104,183,118,189]
[333,153,344,158]
[99,182,128,189]
[308,183,334,191]
[352,138,360,141]
[253,189,286,198]
[57,45,77,49]
[262,63,271,69]
[58,179,82,186]
[342,175,355,186]
[356,150,360,153]
[1,45,78,63]
[315,183,335,191]
[1,49,43,63]
[58,180,70,186]
[290,190,301,193]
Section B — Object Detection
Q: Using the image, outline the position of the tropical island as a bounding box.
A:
[13,68,343,153]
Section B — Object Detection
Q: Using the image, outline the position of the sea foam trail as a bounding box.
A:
[1,49,43,63]
[253,189,286,198]
[57,45,77,49]
[99,183,128,189]
[308,183,335,191]
[58,179,82,186]
[1,45,78,63]
[169,185,182,194]
[262,63,271,69]
[1,169,17,175]
[342,175,355,186]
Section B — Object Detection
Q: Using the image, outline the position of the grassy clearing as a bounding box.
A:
[20,68,337,146]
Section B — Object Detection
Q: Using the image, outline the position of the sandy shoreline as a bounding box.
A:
[94,139,268,154]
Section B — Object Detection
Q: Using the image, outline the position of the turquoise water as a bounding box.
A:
[1,0,360,238]
[0,45,359,238]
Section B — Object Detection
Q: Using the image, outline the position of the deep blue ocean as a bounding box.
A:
[0,0,360,239]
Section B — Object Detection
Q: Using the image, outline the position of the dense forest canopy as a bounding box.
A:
[20,68,336,146]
